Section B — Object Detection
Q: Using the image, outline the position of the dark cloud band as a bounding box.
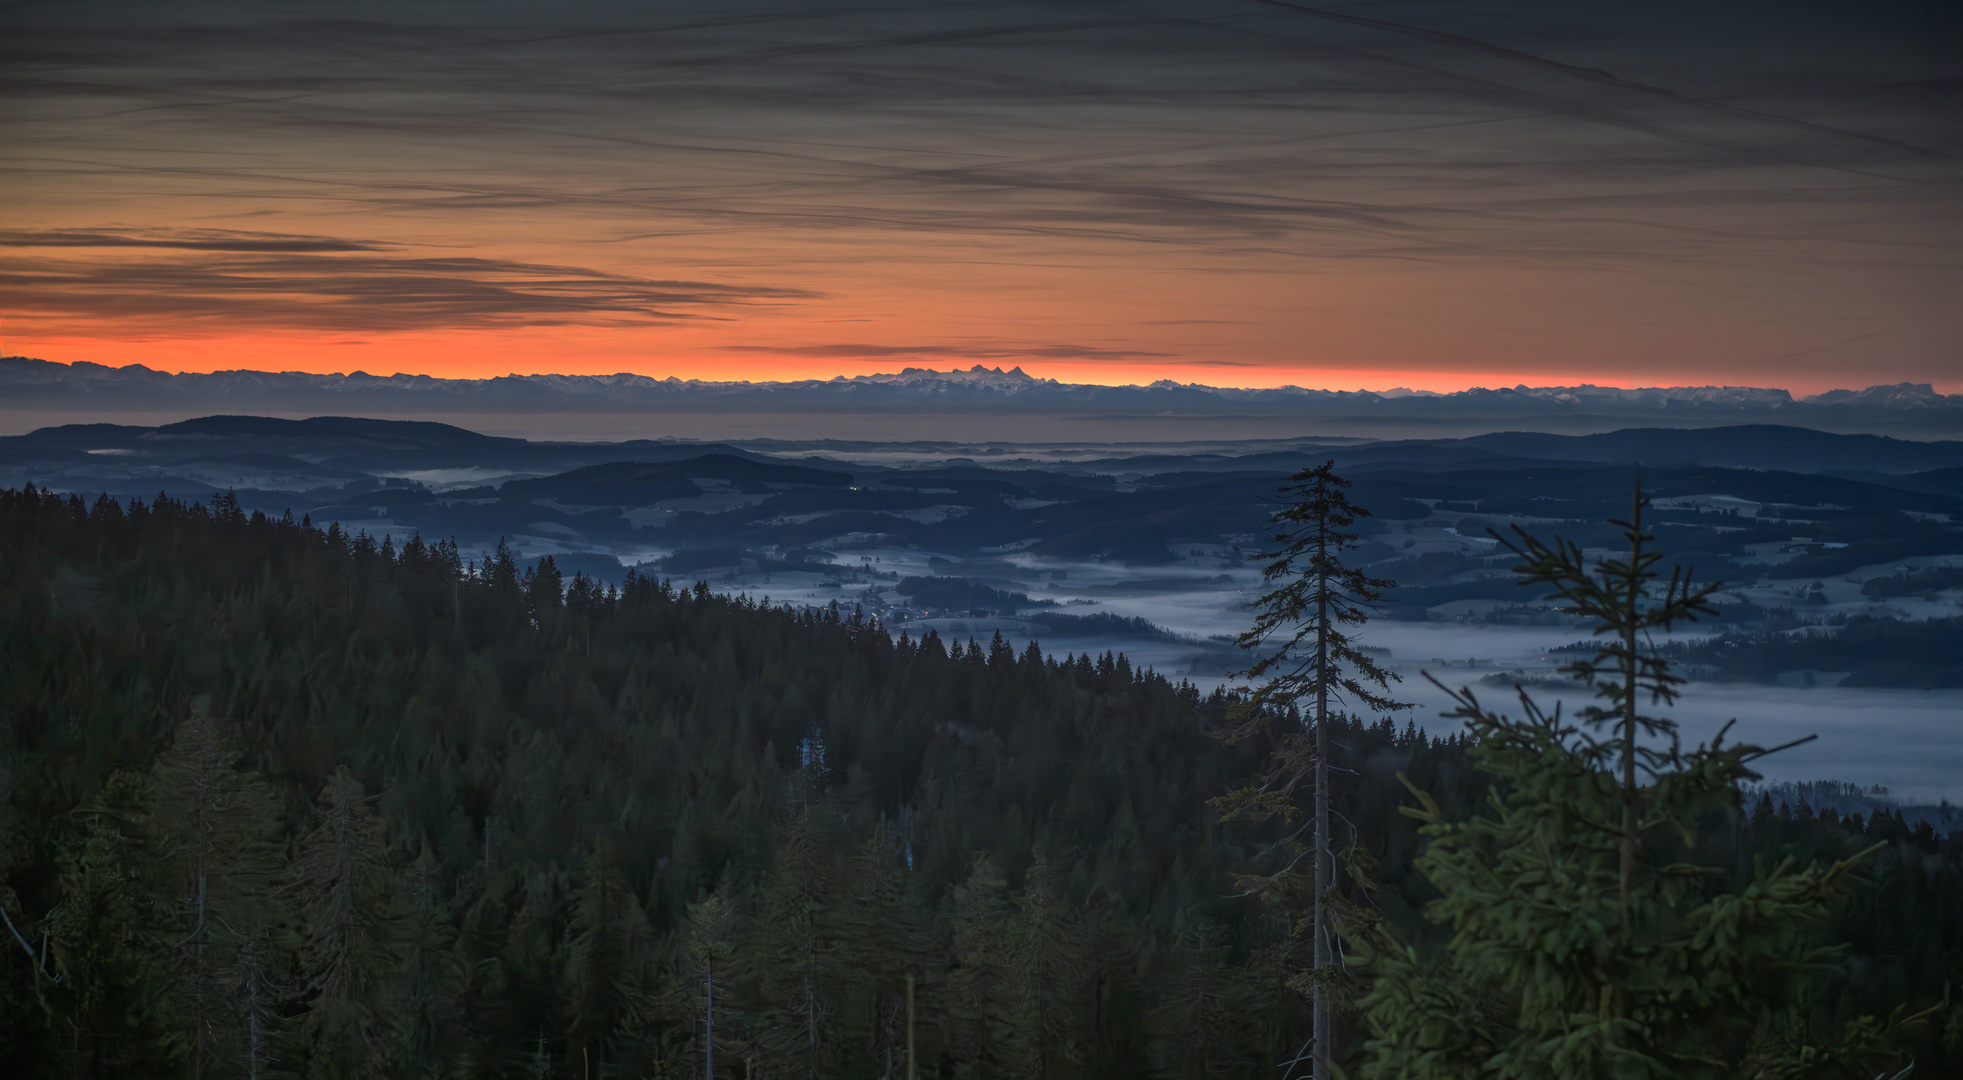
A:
[0,228,391,253]
[1,232,814,332]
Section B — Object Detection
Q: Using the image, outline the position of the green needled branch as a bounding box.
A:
[1346,476,1920,1080]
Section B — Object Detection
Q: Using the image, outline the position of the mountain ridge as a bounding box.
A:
[9,415,1963,487]
[6,355,1954,412]
[9,356,1959,442]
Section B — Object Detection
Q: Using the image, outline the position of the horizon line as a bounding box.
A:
[7,354,1949,400]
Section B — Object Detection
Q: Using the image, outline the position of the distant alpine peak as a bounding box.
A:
[1801,382,1943,406]
[846,364,1039,383]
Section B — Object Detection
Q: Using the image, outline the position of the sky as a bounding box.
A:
[3,0,1959,393]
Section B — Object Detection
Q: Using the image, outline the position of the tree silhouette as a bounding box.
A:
[1218,460,1405,1078]
[1352,484,1923,1079]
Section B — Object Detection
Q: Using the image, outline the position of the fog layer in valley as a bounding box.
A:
[724,553,1961,805]
[7,412,1959,804]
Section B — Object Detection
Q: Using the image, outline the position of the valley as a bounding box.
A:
[9,414,1961,801]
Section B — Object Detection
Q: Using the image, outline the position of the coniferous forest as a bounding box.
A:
[2,483,1959,1077]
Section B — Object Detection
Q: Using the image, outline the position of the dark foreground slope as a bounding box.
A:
[1,487,1956,1077]
[0,486,1455,1077]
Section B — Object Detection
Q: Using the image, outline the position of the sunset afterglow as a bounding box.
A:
[5,1,1958,395]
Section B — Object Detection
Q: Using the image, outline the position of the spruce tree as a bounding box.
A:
[1352,486,1912,1079]
[394,845,466,1077]
[836,824,934,1079]
[286,768,408,1076]
[563,844,656,1075]
[749,808,845,1080]
[1003,853,1087,1080]
[679,880,743,1080]
[1219,460,1404,1077]
[942,853,1017,1078]
[47,797,170,1074]
[145,705,285,1077]
[1151,918,1271,1080]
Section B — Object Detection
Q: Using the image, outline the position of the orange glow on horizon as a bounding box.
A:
[13,333,1945,399]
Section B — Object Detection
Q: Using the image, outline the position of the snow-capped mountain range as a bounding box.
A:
[3,356,1956,429]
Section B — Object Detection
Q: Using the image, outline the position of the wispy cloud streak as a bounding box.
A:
[1,228,390,253]
[2,230,813,332]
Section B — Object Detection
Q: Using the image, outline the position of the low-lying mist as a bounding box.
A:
[696,548,1960,806]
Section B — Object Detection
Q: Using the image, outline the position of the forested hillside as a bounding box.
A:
[1,485,1957,1077]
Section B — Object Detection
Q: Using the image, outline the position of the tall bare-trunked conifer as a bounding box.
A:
[1219,460,1405,1078]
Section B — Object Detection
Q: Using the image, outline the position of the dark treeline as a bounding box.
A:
[892,577,1055,615]
[1,485,1958,1077]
